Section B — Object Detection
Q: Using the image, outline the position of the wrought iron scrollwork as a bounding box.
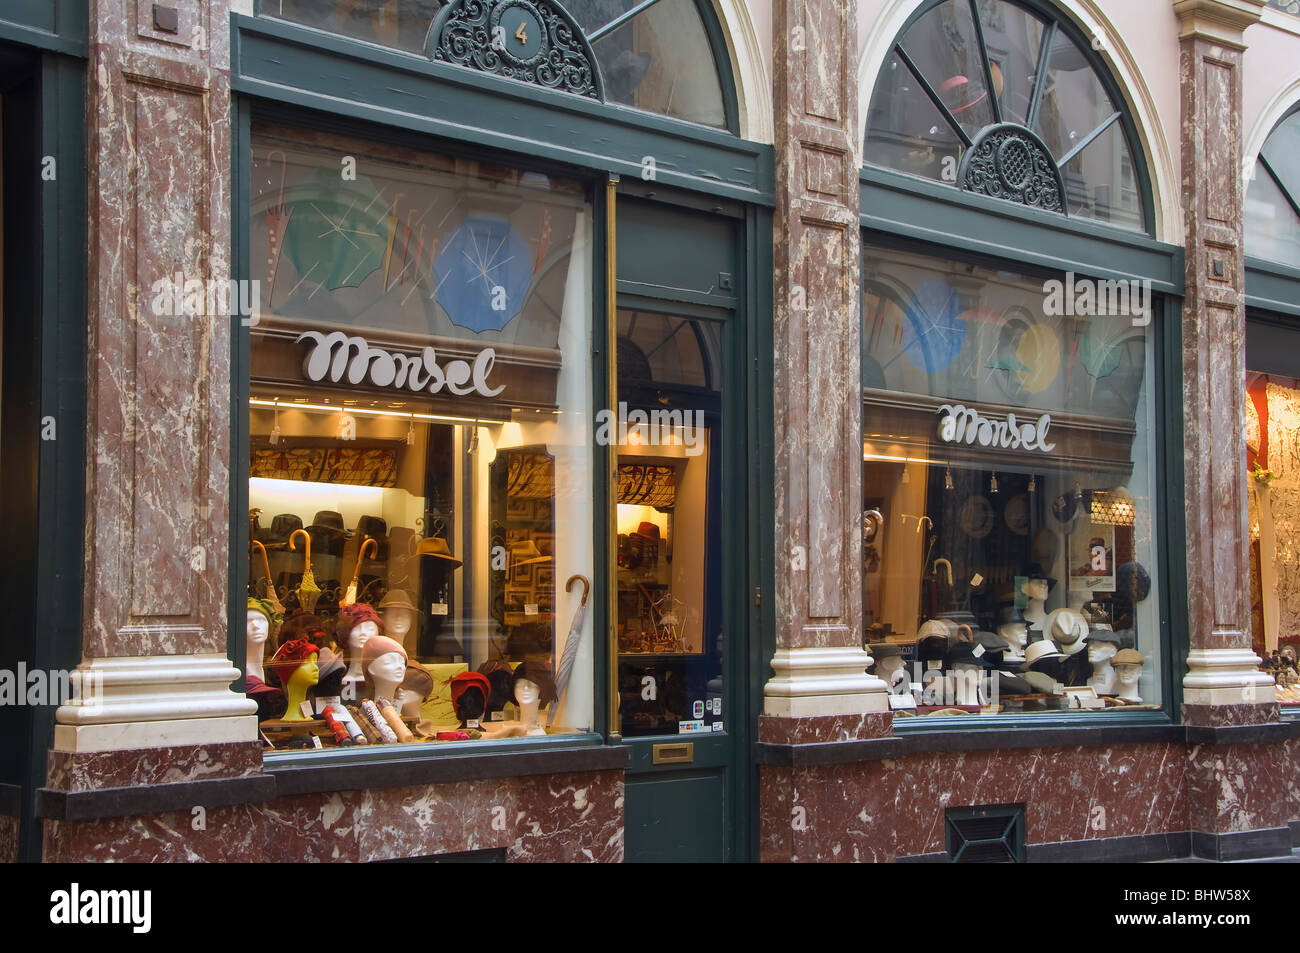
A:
[957,123,1066,215]
[427,0,604,101]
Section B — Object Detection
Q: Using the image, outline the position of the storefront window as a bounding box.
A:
[862,246,1162,716]
[1246,368,1300,702]
[246,129,594,750]
[1245,109,1300,267]
[864,0,1144,230]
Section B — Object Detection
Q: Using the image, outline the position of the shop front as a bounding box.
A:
[35,0,772,863]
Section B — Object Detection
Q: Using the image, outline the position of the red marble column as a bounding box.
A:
[50,0,258,774]
[1174,0,1277,726]
[763,0,889,741]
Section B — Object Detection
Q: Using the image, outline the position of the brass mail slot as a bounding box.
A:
[651,742,694,765]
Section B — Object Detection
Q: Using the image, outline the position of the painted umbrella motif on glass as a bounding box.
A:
[902,278,967,374]
[277,169,390,294]
[433,214,533,333]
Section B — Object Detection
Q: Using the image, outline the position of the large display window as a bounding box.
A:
[861,245,1162,716]
[245,128,595,750]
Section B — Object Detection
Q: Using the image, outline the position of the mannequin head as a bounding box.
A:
[1113,648,1144,701]
[511,660,557,734]
[335,604,383,659]
[1088,641,1118,665]
[478,660,515,716]
[268,638,319,721]
[246,598,277,680]
[394,663,434,719]
[378,589,419,648]
[361,635,408,701]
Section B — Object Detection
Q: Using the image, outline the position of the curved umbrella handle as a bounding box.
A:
[251,540,273,585]
[289,528,311,570]
[566,573,590,606]
[351,537,377,582]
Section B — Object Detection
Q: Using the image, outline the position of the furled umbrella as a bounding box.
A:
[251,540,285,616]
[340,537,378,608]
[289,528,322,613]
[548,574,590,729]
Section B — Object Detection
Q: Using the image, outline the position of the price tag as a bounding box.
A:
[525,603,539,616]
[926,660,942,670]
[311,735,323,749]
[299,701,314,719]
[431,603,448,616]
[971,573,984,587]
[972,643,986,657]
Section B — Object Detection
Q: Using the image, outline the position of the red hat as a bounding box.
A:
[334,603,383,646]
[449,672,492,708]
[279,611,328,649]
[266,638,318,678]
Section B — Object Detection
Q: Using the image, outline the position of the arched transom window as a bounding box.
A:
[865,0,1146,231]
[1245,108,1300,267]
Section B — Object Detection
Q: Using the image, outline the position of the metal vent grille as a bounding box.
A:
[945,805,1026,863]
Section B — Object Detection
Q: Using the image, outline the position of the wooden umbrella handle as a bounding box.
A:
[351,537,377,582]
[251,540,273,585]
[289,528,311,569]
[566,573,590,606]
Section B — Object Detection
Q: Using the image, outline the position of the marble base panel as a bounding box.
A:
[1182,702,1280,727]
[759,763,896,863]
[758,712,893,744]
[1186,741,1290,835]
[46,741,264,791]
[42,769,622,862]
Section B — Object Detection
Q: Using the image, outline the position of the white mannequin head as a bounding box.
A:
[1088,641,1118,665]
[367,651,406,701]
[949,662,985,705]
[350,619,379,654]
[1113,649,1144,701]
[384,608,414,639]
[875,653,906,681]
[998,622,1028,650]
[514,677,543,734]
[245,604,272,681]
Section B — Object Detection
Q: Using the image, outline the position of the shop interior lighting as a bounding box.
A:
[250,397,495,426]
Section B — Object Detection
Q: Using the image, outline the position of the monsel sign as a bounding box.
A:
[937,403,1056,454]
[298,331,504,398]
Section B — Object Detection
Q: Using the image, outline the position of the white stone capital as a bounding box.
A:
[763,645,890,717]
[1173,0,1266,49]
[1183,646,1276,705]
[54,654,257,752]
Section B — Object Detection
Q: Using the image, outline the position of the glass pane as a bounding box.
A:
[898,0,996,137]
[264,0,444,53]
[1060,121,1144,230]
[864,50,966,183]
[974,0,1046,126]
[615,311,725,737]
[1245,368,1300,703]
[592,0,726,128]
[247,130,594,750]
[1245,160,1300,265]
[862,245,1162,716]
[1259,113,1300,202]
[564,0,644,36]
[1032,30,1116,161]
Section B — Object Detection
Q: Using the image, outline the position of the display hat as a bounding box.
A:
[267,638,317,676]
[1045,607,1088,645]
[377,588,418,613]
[1116,562,1151,603]
[247,597,280,628]
[400,663,434,700]
[998,605,1026,626]
[1087,626,1122,645]
[511,659,557,707]
[361,635,407,671]
[947,642,991,668]
[416,536,464,568]
[974,630,1009,653]
[450,672,492,708]
[918,634,949,663]
[279,610,329,649]
[310,510,346,532]
[1113,648,1145,667]
[334,603,382,647]
[316,645,347,684]
[1024,639,1064,665]
[267,513,303,542]
[868,642,907,660]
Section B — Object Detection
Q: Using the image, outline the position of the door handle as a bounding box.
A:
[651,742,694,765]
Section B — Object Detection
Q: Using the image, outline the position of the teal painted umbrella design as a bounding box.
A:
[279,170,389,293]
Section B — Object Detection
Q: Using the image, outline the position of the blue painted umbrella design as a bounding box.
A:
[433,214,533,333]
[902,278,967,374]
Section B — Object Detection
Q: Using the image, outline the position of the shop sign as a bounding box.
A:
[937,403,1056,454]
[298,331,505,398]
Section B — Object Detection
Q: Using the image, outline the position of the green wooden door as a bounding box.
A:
[612,192,748,862]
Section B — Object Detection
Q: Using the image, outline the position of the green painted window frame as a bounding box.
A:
[0,0,87,56]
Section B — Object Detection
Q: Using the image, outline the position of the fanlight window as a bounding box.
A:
[865,0,1144,230]
[1245,109,1300,267]
[263,0,728,129]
